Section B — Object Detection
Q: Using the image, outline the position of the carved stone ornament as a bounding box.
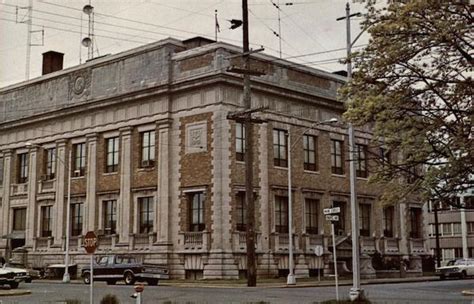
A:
[68,69,91,100]
[185,122,207,154]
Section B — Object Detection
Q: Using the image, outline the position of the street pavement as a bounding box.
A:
[1,278,474,303]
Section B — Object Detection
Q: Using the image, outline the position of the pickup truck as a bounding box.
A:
[81,255,169,285]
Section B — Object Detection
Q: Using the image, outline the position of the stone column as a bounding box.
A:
[86,134,98,231]
[53,140,67,246]
[119,127,132,244]
[157,123,170,244]
[0,150,12,252]
[204,110,237,279]
[26,147,38,248]
[399,203,409,256]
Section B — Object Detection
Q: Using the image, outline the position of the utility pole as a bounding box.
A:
[226,0,266,287]
[433,202,441,268]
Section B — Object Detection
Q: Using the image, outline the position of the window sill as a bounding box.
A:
[303,170,320,175]
[103,172,118,176]
[331,173,346,178]
[274,166,288,171]
[356,176,369,180]
[137,167,155,172]
[71,176,85,180]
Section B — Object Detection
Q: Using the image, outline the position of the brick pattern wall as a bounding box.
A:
[96,134,120,193]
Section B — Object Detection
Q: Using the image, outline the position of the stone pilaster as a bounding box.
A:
[53,140,67,246]
[119,127,132,244]
[157,123,171,244]
[86,134,98,231]
[295,254,309,278]
[0,150,12,251]
[399,203,409,256]
[25,147,38,248]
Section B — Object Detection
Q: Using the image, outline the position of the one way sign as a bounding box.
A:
[323,207,340,215]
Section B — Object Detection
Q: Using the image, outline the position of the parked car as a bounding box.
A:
[5,262,41,283]
[1,263,29,283]
[81,255,169,285]
[436,258,474,279]
[0,268,21,289]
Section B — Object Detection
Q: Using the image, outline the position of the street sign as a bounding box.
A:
[323,207,340,215]
[84,231,98,254]
[314,245,324,257]
[325,215,339,221]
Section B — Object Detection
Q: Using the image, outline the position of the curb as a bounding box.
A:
[0,289,32,297]
[462,290,474,296]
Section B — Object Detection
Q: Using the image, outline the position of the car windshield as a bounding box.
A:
[446,260,456,266]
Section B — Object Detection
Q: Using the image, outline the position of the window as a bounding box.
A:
[71,203,83,236]
[332,201,345,235]
[303,135,317,171]
[407,166,418,184]
[453,223,462,235]
[359,203,371,237]
[138,197,154,234]
[13,208,27,231]
[409,207,422,238]
[41,206,52,237]
[379,147,391,167]
[273,129,288,167]
[106,137,119,173]
[236,122,245,162]
[331,140,344,175]
[18,153,29,183]
[454,248,463,259]
[236,192,247,231]
[305,199,319,234]
[103,200,117,235]
[141,131,155,167]
[0,157,4,185]
[355,144,368,178]
[468,222,474,234]
[73,143,86,176]
[275,196,288,233]
[383,206,394,237]
[442,223,452,236]
[189,192,205,232]
[45,148,56,179]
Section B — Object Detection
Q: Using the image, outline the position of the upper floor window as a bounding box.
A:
[73,143,86,176]
[236,122,245,162]
[45,148,56,179]
[409,207,422,238]
[138,197,154,234]
[355,144,368,178]
[141,131,155,167]
[303,135,317,172]
[189,192,205,232]
[0,157,4,185]
[379,147,391,167]
[103,200,117,235]
[305,198,319,234]
[71,203,83,236]
[18,153,29,183]
[273,129,288,167]
[275,195,289,233]
[106,137,119,173]
[236,192,247,232]
[383,206,394,237]
[331,140,344,175]
[41,205,53,237]
[13,208,27,231]
[359,203,371,237]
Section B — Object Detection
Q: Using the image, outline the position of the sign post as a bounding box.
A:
[324,208,340,301]
[314,245,324,282]
[84,231,98,304]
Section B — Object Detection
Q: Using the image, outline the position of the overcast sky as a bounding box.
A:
[0,0,370,88]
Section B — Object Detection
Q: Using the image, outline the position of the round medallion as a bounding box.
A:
[73,76,86,94]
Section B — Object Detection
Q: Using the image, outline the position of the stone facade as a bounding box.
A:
[0,37,427,279]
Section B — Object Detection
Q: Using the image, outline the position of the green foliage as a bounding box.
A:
[342,1,473,205]
[100,294,120,304]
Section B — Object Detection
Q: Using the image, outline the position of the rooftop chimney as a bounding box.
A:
[42,51,64,75]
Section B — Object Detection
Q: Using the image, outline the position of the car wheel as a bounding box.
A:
[83,272,91,285]
[124,272,135,285]
[106,280,117,285]
[460,271,467,279]
[9,282,19,289]
[147,279,159,286]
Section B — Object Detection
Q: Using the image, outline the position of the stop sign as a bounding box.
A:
[84,231,98,254]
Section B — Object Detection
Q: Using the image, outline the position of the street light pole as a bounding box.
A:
[286,118,337,285]
[63,148,72,283]
[337,2,363,300]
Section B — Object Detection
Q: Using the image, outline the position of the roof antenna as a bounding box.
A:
[82,2,94,60]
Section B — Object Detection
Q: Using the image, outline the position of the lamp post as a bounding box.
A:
[27,143,72,283]
[286,118,337,285]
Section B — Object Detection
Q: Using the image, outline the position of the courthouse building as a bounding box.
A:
[0,37,428,279]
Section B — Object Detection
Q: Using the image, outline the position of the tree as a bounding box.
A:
[343,1,473,207]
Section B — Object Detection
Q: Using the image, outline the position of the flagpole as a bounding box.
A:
[215,9,219,41]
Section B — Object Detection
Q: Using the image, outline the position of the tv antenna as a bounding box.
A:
[82,3,94,60]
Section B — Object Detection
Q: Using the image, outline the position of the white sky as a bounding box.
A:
[0,0,369,88]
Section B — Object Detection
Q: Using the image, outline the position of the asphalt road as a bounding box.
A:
[1,279,474,304]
